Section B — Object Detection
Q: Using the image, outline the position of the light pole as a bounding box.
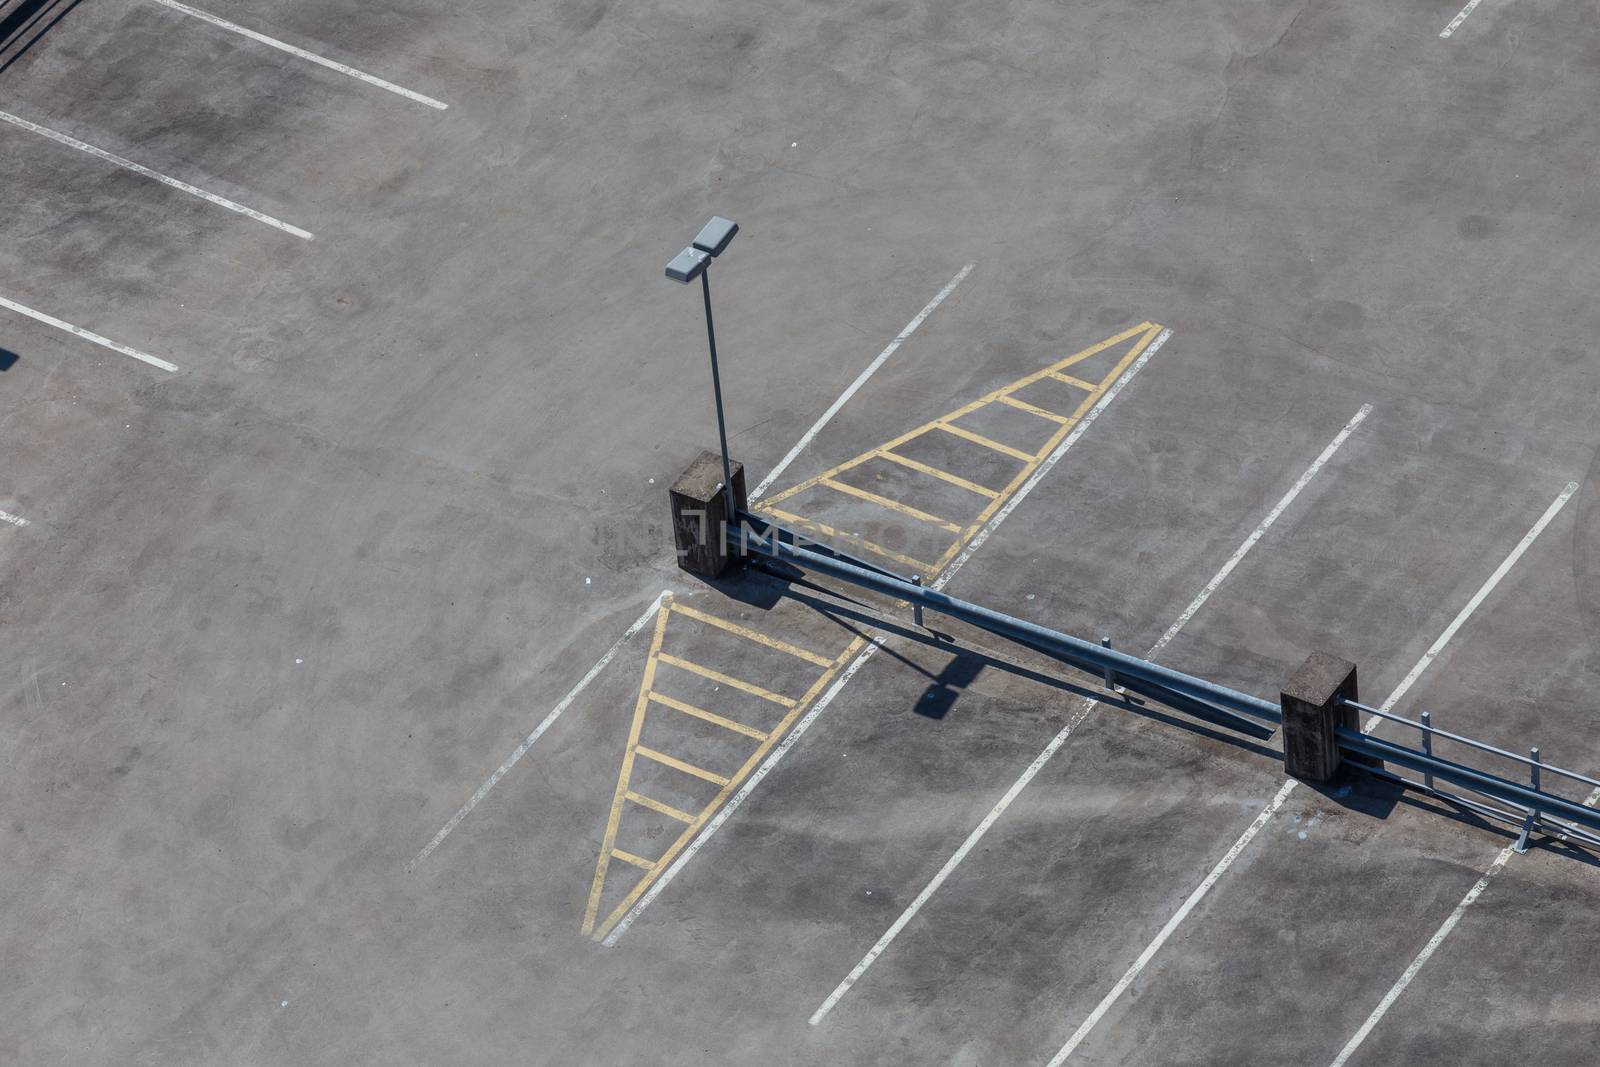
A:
[665,216,740,522]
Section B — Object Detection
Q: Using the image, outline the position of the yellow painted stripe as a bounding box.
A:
[611,848,657,871]
[1054,321,1155,369]
[997,393,1071,424]
[635,744,732,785]
[655,654,798,706]
[649,691,768,740]
[1045,370,1098,391]
[761,323,1157,509]
[820,477,962,533]
[916,323,1162,581]
[670,604,833,667]
[936,421,1037,461]
[915,322,1155,433]
[762,507,935,573]
[582,601,673,936]
[874,449,1001,499]
[626,790,696,824]
[590,635,869,940]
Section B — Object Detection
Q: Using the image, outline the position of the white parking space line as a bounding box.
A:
[1044,480,1579,1065]
[1326,846,1513,1067]
[602,328,1171,948]
[810,404,1370,1027]
[1148,404,1372,657]
[150,0,449,110]
[1,509,28,527]
[1368,480,1580,718]
[936,329,1171,584]
[1323,485,1586,1063]
[750,263,975,500]
[408,590,671,871]
[1440,0,1487,37]
[0,294,179,372]
[0,109,313,240]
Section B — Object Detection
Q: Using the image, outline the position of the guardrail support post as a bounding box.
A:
[1420,711,1434,791]
[670,450,748,578]
[1281,652,1360,783]
[1515,746,1542,853]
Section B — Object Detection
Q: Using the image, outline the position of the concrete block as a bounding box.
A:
[1281,652,1360,783]
[669,450,747,578]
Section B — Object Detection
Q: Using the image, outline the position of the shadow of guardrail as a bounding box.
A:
[1,0,91,74]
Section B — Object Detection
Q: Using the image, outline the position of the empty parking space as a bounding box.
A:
[1069,790,1498,1067]
[1336,846,1600,1066]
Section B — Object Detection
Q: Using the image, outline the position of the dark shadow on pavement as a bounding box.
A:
[681,559,789,610]
[1331,774,1600,869]
[742,559,1284,761]
[704,560,1600,866]
[915,653,985,720]
[1528,830,1600,870]
[0,347,17,371]
[1302,772,1403,819]
[0,0,90,75]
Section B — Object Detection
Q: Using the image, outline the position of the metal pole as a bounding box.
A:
[700,268,737,523]
[1420,711,1434,791]
[1516,746,1542,853]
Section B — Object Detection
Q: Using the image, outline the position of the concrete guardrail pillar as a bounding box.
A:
[1281,652,1360,783]
[669,449,748,578]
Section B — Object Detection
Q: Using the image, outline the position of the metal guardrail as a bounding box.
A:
[1338,700,1600,851]
[731,522,1279,740]
[731,515,1600,856]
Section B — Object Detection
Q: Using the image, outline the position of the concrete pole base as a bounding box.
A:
[669,450,748,578]
[1281,652,1360,783]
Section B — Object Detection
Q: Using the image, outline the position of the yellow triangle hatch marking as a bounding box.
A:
[583,321,1167,941]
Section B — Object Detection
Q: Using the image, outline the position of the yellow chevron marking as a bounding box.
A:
[935,421,1037,461]
[635,745,732,785]
[582,601,674,936]
[611,848,657,871]
[626,790,696,824]
[655,654,797,707]
[766,322,1154,499]
[875,449,1002,499]
[820,478,963,533]
[585,636,867,940]
[996,393,1071,424]
[1046,370,1098,390]
[649,691,768,741]
[759,321,1162,583]
[669,604,833,666]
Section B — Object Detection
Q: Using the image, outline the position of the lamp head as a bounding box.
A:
[692,216,738,257]
[665,246,710,284]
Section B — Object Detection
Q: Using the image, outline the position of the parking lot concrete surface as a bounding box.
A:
[3,0,1599,1063]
